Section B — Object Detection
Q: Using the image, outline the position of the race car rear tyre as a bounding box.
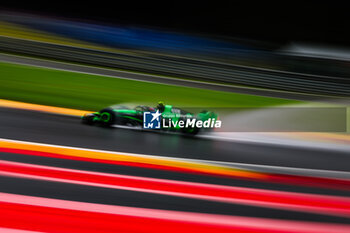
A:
[182,127,200,136]
[180,117,200,136]
[99,108,115,127]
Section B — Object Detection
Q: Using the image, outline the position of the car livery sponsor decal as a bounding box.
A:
[143,110,162,129]
[143,110,221,129]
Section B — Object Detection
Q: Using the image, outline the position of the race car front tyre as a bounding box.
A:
[81,113,97,125]
[99,108,116,127]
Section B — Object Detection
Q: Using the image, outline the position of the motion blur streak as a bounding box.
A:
[1,139,350,190]
[1,192,350,233]
[0,138,265,179]
[0,99,91,116]
[0,227,40,233]
[1,160,350,217]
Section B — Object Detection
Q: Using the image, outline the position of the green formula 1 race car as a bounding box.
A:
[81,102,219,135]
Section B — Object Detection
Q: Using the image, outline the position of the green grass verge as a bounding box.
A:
[0,62,302,110]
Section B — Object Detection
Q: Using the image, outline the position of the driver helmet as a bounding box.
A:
[157,101,165,112]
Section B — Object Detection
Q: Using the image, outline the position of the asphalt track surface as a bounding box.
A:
[1,108,350,173]
[1,55,350,231]
[1,107,350,228]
